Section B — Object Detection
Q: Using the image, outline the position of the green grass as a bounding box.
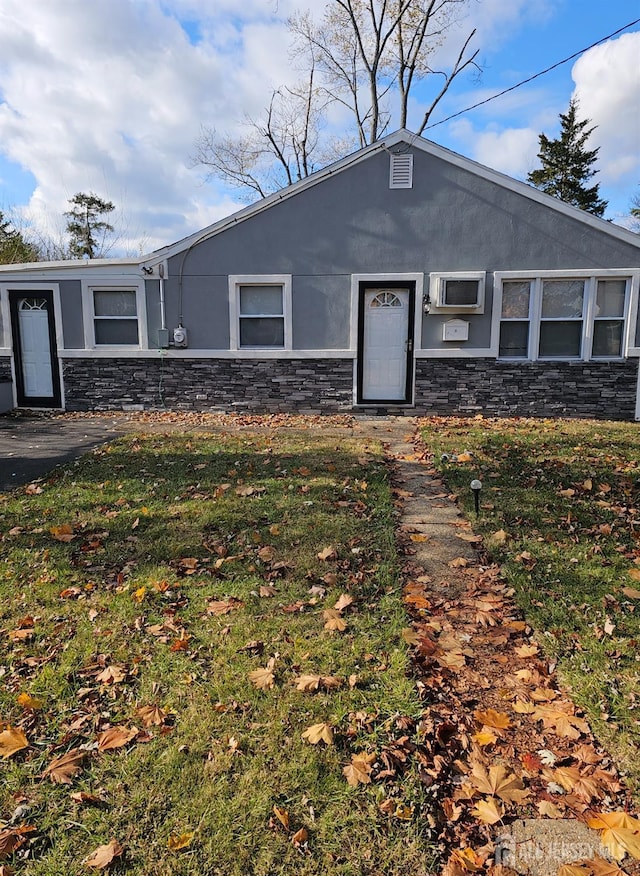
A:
[0,430,434,875]
[421,415,640,794]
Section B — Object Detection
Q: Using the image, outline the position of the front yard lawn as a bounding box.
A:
[421,416,640,796]
[0,429,431,875]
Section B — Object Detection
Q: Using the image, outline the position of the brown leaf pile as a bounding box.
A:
[399,562,639,876]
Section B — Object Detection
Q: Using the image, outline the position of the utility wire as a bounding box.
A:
[425,18,640,130]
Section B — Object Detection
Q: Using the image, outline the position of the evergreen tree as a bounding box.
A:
[65,192,115,258]
[527,99,607,217]
[0,210,40,264]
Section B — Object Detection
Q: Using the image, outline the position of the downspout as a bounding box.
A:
[158,262,167,331]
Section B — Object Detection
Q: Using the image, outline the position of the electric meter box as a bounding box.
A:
[173,325,188,347]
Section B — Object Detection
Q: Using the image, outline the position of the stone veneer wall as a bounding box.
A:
[0,358,13,413]
[62,357,355,414]
[61,356,638,419]
[414,359,639,420]
[0,358,12,381]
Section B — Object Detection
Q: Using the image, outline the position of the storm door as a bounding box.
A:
[9,290,62,408]
[357,282,415,404]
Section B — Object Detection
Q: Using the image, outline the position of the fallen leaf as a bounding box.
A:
[42,748,86,784]
[394,803,413,820]
[471,798,504,824]
[293,674,341,692]
[588,856,628,876]
[333,593,354,612]
[449,557,469,568]
[343,751,376,786]
[621,586,640,599]
[317,546,337,561]
[248,659,276,690]
[96,726,138,751]
[16,692,42,710]
[50,523,74,542]
[136,704,168,727]
[558,864,591,876]
[538,800,564,819]
[84,839,124,869]
[474,709,511,730]
[0,726,28,759]
[70,792,106,806]
[291,827,308,847]
[470,762,530,803]
[302,723,334,745]
[272,805,289,830]
[323,609,347,631]
[167,832,195,851]
[207,597,244,616]
[533,706,590,740]
[446,847,485,874]
[515,643,539,658]
[587,813,640,860]
[472,729,498,747]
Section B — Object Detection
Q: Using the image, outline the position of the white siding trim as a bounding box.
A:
[416,348,495,359]
[59,348,355,360]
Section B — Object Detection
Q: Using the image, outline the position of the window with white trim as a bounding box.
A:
[92,289,139,345]
[230,275,292,350]
[498,275,630,361]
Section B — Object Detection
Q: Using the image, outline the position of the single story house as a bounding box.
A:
[1,130,639,419]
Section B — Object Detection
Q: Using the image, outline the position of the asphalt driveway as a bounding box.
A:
[0,414,127,491]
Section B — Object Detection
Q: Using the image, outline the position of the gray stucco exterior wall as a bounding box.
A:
[166,148,639,355]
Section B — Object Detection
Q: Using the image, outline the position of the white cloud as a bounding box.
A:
[0,0,296,253]
[572,32,640,191]
[445,118,540,180]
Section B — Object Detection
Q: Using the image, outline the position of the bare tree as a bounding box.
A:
[193,64,331,200]
[194,0,478,198]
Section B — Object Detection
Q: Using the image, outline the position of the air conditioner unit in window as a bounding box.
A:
[428,272,486,313]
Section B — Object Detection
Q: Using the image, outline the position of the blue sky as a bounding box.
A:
[0,0,638,256]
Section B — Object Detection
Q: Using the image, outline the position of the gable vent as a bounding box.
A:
[389,153,413,189]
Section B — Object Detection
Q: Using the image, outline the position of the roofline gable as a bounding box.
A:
[141,128,639,265]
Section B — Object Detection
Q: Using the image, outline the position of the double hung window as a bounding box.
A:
[91,288,140,346]
[230,275,292,350]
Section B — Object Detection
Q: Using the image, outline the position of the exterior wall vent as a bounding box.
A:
[389,153,413,189]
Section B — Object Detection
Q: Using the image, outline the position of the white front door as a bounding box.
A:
[360,286,413,403]
[9,291,61,407]
[18,301,54,397]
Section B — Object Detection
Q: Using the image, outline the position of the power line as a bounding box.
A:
[425,18,640,130]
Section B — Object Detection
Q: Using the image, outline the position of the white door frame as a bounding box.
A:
[352,273,421,405]
[5,284,64,409]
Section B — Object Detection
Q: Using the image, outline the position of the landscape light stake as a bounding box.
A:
[470,479,482,515]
